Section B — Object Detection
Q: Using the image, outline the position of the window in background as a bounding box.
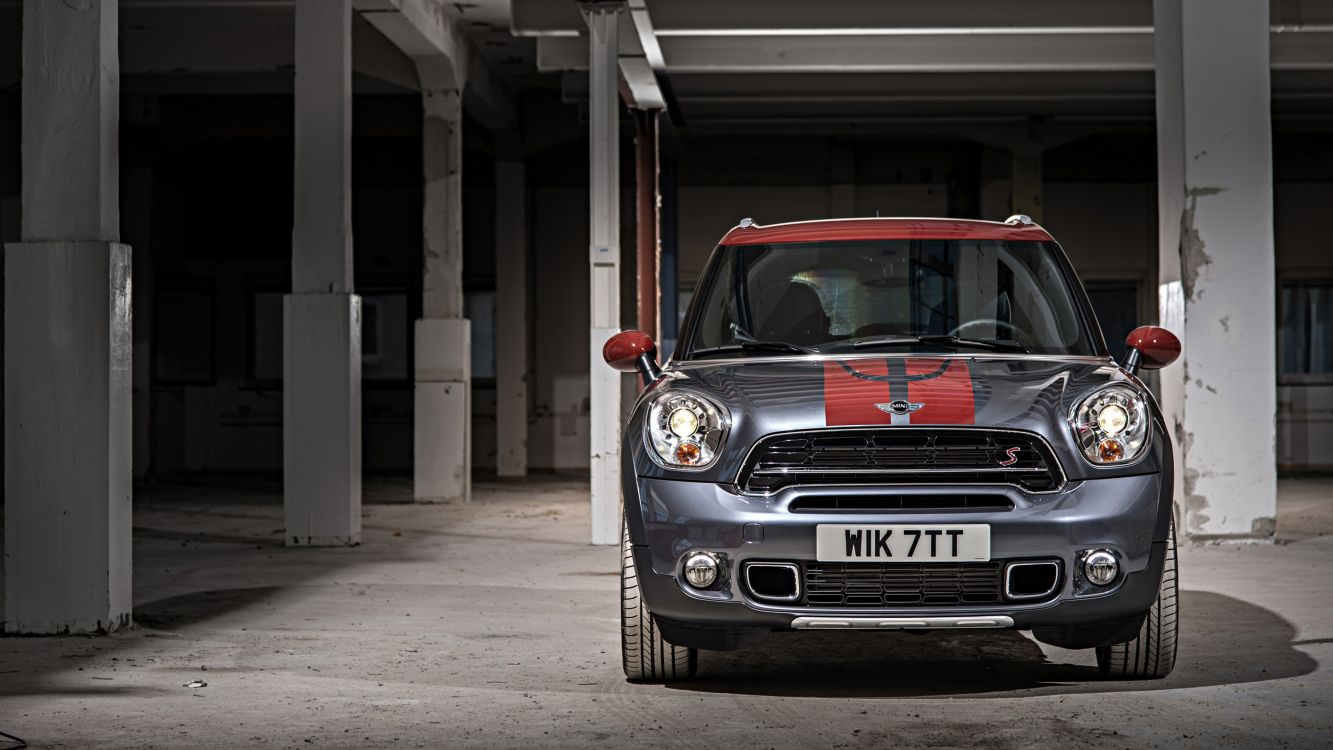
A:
[250,290,411,383]
[361,292,409,381]
[251,291,284,382]
[1085,281,1141,361]
[155,279,216,385]
[465,290,496,380]
[1281,280,1333,377]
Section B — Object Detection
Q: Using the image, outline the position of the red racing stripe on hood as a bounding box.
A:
[824,359,892,426]
[905,357,975,425]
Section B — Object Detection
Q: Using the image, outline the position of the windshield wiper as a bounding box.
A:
[851,335,1029,354]
[690,341,816,358]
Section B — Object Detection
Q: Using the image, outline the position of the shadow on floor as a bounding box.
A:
[133,587,288,630]
[673,590,1317,698]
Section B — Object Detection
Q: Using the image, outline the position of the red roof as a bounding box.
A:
[719,217,1054,246]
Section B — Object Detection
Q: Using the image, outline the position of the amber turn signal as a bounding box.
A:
[1097,439,1124,462]
[674,442,702,465]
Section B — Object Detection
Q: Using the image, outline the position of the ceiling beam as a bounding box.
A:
[613,0,665,109]
[515,0,1156,35]
[539,27,1333,74]
[355,0,514,128]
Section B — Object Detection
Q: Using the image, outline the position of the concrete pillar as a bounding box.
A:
[1011,149,1042,223]
[634,109,660,343]
[495,154,528,477]
[414,89,470,501]
[1154,0,1276,539]
[4,0,132,634]
[587,6,622,545]
[285,0,361,546]
[659,153,680,359]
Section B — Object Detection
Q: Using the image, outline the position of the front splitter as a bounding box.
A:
[790,615,1015,630]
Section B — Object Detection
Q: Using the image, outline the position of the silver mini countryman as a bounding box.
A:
[603,216,1183,682]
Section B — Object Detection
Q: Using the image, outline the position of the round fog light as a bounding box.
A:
[683,552,720,589]
[1083,550,1119,586]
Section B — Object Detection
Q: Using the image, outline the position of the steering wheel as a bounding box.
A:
[948,318,1027,340]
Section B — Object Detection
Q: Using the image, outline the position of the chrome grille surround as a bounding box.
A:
[736,427,1067,495]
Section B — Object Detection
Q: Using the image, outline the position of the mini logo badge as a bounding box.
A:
[998,447,1022,466]
[875,400,923,416]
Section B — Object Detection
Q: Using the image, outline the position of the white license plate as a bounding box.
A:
[816,524,991,562]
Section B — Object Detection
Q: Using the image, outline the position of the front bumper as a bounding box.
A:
[627,474,1170,650]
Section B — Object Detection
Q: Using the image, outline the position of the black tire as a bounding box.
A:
[1096,519,1179,679]
[622,521,697,681]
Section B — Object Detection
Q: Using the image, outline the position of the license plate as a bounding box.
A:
[816,524,991,562]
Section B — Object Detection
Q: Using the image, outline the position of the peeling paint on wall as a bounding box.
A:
[1178,186,1224,301]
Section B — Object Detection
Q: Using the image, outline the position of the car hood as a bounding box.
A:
[631,354,1157,483]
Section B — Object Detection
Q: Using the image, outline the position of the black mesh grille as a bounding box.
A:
[739,429,1062,494]
[804,562,1003,607]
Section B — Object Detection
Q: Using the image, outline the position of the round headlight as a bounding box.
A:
[1096,403,1128,435]
[1071,385,1149,465]
[668,408,699,438]
[645,391,730,469]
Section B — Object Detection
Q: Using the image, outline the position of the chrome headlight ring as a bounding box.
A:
[643,389,731,470]
[1070,384,1151,466]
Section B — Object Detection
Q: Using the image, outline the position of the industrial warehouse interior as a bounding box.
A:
[0,0,1331,747]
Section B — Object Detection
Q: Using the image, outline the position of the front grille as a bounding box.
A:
[804,562,1002,607]
[739,428,1063,494]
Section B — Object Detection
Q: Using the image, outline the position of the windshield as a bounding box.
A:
[682,239,1098,358]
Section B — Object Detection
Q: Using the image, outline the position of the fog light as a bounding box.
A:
[1083,550,1119,586]
[683,552,720,589]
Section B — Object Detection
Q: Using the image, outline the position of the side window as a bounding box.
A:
[691,252,736,349]
[1281,280,1333,377]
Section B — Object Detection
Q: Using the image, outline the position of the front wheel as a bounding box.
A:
[1096,519,1179,679]
[621,521,697,681]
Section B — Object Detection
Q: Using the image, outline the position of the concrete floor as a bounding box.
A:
[1,478,1330,749]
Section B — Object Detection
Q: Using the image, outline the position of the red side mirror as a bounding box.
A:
[603,330,662,383]
[1124,326,1181,371]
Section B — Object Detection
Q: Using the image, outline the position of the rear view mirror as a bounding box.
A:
[1124,326,1181,372]
[602,330,662,384]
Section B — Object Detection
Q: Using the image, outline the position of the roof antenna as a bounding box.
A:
[875,209,880,217]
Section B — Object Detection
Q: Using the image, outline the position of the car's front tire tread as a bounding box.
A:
[1096,519,1178,679]
[622,521,697,681]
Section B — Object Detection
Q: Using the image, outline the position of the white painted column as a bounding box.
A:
[4,0,132,634]
[414,89,470,501]
[495,155,528,477]
[285,0,361,546]
[587,6,622,545]
[1154,0,1276,539]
